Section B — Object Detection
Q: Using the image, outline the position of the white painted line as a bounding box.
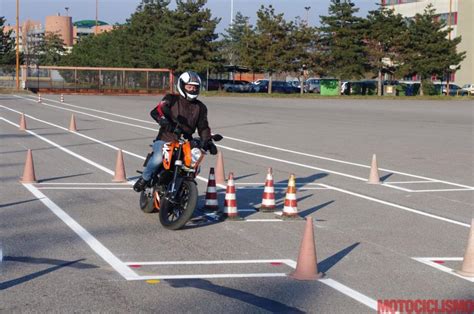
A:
[320,183,470,228]
[319,279,378,310]
[12,96,158,132]
[284,260,378,310]
[234,182,324,186]
[412,257,474,283]
[0,105,146,160]
[410,188,474,193]
[14,95,473,190]
[1,117,116,176]
[414,257,462,261]
[217,144,367,182]
[4,106,468,230]
[37,187,131,190]
[372,183,413,192]
[23,95,157,125]
[245,219,285,222]
[221,136,474,190]
[2,106,221,190]
[131,273,288,280]
[125,259,290,266]
[37,182,130,185]
[386,181,441,184]
[23,183,138,280]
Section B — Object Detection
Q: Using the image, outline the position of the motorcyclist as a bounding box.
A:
[133,71,217,192]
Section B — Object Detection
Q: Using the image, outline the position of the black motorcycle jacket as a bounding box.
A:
[150,94,212,143]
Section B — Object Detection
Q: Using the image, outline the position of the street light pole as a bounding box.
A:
[230,0,234,26]
[95,0,98,34]
[304,6,311,25]
[16,0,20,90]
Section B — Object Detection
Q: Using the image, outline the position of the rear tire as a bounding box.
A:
[159,180,198,230]
[139,187,158,213]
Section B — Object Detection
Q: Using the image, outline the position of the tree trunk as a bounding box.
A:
[419,79,424,96]
[268,73,272,94]
[377,69,382,97]
[338,78,342,95]
[300,76,304,95]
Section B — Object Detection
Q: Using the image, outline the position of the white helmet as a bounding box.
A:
[177,71,201,100]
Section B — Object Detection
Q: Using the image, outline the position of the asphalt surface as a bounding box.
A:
[1,94,473,313]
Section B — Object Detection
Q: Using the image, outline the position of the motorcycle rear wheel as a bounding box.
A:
[159,180,197,230]
[139,186,158,213]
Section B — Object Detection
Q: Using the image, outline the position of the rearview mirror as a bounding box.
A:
[212,134,223,142]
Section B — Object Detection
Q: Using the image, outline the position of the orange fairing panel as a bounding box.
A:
[183,142,192,168]
[162,142,178,170]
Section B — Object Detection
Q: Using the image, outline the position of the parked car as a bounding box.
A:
[288,79,302,90]
[434,83,462,96]
[223,80,251,93]
[251,80,299,93]
[304,78,321,93]
[461,83,474,95]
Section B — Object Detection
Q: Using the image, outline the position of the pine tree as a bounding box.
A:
[287,18,318,93]
[0,17,16,66]
[221,12,251,66]
[399,4,466,95]
[33,32,66,65]
[365,5,407,96]
[164,0,220,74]
[319,0,367,92]
[254,5,291,93]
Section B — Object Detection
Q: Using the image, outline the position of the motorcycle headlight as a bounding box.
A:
[191,148,203,168]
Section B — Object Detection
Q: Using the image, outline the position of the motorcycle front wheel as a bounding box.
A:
[159,180,198,230]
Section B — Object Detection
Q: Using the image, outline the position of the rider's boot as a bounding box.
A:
[133,177,149,192]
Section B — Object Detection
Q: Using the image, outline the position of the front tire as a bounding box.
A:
[159,180,198,230]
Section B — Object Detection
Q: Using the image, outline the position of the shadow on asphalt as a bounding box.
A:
[165,278,305,313]
[0,257,98,291]
[38,172,93,183]
[0,198,39,208]
[318,242,360,273]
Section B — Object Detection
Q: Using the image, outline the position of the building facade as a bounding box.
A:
[382,0,473,86]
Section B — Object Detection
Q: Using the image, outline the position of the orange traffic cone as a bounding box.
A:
[20,149,37,183]
[368,154,381,184]
[456,218,474,277]
[223,172,242,220]
[60,94,64,103]
[260,168,276,212]
[69,114,77,132]
[281,174,301,219]
[202,167,219,211]
[112,149,127,182]
[19,113,27,131]
[289,217,323,280]
[215,151,226,186]
[37,93,41,103]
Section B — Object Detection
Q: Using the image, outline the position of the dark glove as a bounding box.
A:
[173,126,183,135]
[202,140,217,155]
[158,117,170,128]
[208,142,218,155]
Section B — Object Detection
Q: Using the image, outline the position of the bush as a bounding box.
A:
[422,79,437,95]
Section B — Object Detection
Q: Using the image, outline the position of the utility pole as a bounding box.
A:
[16,0,20,90]
[95,0,98,34]
[304,6,311,25]
[230,0,234,26]
[447,0,453,96]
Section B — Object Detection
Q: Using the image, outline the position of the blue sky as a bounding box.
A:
[2,0,378,32]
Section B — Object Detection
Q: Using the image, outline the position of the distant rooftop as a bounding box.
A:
[73,20,109,28]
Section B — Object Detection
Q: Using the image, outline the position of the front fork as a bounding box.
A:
[169,145,183,201]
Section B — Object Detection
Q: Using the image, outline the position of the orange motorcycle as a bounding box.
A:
[139,117,222,230]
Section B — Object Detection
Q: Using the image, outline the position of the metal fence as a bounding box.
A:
[20,66,173,94]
